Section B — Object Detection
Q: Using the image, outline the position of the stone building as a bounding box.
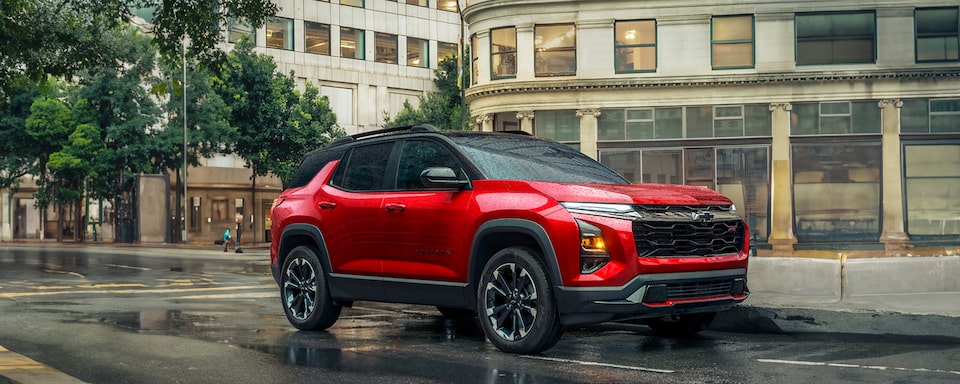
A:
[460,0,960,257]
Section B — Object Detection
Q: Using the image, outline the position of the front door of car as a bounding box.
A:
[378,139,473,284]
[320,141,394,277]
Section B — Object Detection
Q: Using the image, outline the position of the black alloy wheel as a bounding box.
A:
[281,245,341,331]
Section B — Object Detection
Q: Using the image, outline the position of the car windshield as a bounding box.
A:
[451,134,629,184]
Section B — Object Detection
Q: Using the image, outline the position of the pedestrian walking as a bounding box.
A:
[222,228,231,252]
[234,213,244,253]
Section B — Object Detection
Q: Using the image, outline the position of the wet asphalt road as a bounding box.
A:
[0,245,957,384]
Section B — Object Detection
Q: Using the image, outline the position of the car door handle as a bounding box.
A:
[385,203,406,212]
[318,202,337,210]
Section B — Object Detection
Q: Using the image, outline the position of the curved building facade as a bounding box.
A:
[462,0,960,255]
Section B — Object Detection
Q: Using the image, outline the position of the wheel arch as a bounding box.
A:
[469,219,562,293]
[275,223,333,283]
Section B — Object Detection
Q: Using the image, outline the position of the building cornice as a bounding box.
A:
[464,69,960,103]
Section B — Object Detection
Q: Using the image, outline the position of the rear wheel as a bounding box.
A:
[477,246,562,354]
[280,245,342,331]
[644,312,717,337]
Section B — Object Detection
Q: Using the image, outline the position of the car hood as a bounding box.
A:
[517,181,733,206]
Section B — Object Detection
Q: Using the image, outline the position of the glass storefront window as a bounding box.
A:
[341,27,365,60]
[266,17,294,50]
[717,147,770,241]
[641,150,682,184]
[792,142,881,242]
[376,33,398,64]
[904,144,960,237]
[796,11,876,65]
[407,37,428,67]
[535,24,576,76]
[491,27,517,79]
[712,15,754,69]
[535,110,579,142]
[915,7,960,62]
[791,101,881,135]
[305,22,330,55]
[615,20,656,73]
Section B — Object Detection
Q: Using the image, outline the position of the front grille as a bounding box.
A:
[666,279,734,300]
[633,205,745,257]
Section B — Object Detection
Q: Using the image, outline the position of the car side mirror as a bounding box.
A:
[420,167,470,189]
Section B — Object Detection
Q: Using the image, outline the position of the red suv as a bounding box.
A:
[270,125,749,354]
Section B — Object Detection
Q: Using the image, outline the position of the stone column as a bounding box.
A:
[515,24,534,81]
[474,114,493,132]
[767,103,796,255]
[878,99,909,249]
[576,109,601,160]
[517,111,535,134]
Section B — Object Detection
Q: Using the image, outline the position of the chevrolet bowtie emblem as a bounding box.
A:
[691,211,714,222]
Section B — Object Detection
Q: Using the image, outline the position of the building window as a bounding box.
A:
[491,27,517,79]
[305,22,330,55]
[712,15,754,69]
[535,110,579,142]
[792,142,881,242]
[902,98,960,134]
[599,105,770,140]
[212,198,229,221]
[471,34,478,85]
[266,17,293,50]
[796,11,876,65]
[404,0,426,6]
[407,37,428,67]
[904,143,960,237]
[189,197,200,230]
[916,7,960,62]
[437,42,458,66]
[375,33,398,64]
[535,23,576,76]
[615,20,656,73]
[341,27,365,60]
[341,0,363,7]
[438,0,458,12]
[791,101,881,135]
[227,18,253,44]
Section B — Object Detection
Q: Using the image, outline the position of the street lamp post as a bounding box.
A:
[182,32,188,244]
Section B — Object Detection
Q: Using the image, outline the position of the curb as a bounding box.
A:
[713,304,960,340]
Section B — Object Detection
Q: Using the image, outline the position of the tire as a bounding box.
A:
[280,245,342,331]
[477,246,562,354]
[644,312,717,338]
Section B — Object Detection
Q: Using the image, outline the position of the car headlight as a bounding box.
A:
[561,202,642,221]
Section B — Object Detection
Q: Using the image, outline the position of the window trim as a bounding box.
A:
[614,19,657,74]
[534,23,578,77]
[795,11,877,66]
[490,26,518,80]
[711,14,755,70]
[915,7,960,63]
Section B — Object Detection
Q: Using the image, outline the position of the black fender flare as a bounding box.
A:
[469,218,564,292]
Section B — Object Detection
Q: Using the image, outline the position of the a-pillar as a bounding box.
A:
[878,99,909,250]
[474,114,493,132]
[766,103,796,255]
[576,109,600,160]
[516,111,535,134]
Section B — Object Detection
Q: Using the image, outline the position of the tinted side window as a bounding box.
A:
[286,147,347,189]
[396,140,464,189]
[331,142,393,191]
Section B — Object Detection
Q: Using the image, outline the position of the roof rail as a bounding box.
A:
[328,124,440,148]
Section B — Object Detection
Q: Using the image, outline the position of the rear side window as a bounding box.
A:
[331,142,394,191]
[286,147,347,189]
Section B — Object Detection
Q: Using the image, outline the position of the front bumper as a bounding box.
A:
[554,268,749,326]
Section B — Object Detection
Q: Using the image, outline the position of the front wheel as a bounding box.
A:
[477,247,562,354]
[280,245,342,331]
[644,312,717,337]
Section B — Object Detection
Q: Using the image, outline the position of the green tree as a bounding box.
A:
[383,56,469,130]
[0,81,49,193]
[213,37,343,186]
[0,0,278,101]
[48,123,105,241]
[24,95,74,239]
